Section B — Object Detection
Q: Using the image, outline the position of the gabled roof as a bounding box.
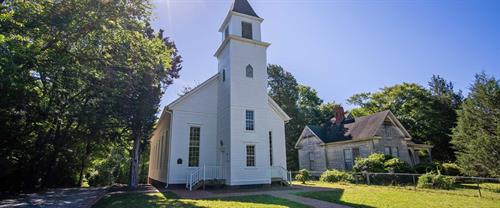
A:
[167,73,219,109]
[231,0,259,18]
[166,73,291,122]
[299,110,412,144]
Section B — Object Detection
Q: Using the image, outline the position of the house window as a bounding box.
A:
[269,131,273,166]
[241,21,253,39]
[344,149,353,170]
[384,146,392,156]
[246,65,253,78]
[393,147,399,157]
[352,147,360,160]
[188,127,200,167]
[384,146,399,157]
[222,69,226,82]
[309,152,314,170]
[224,26,229,39]
[246,145,255,167]
[245,110,254,131]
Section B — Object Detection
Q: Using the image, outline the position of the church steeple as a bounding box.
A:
[231,0,259,18]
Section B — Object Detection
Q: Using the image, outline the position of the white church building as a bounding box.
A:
[148,0,291,190]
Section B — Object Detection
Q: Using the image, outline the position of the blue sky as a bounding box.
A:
[151,0,500,109]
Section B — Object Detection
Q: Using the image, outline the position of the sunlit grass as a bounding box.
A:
[93,191,311,208]
[294,181,500,208]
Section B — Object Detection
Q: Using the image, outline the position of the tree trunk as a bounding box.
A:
[128,131,142,189]
[78,140,91,187]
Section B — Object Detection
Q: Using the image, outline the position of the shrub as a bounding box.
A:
[441,163,462,176]
[417,173,455,189]
[384,158,412,173]
[295,169,310,184]
[353,153,388,173]
[414,162,440,174]
[320,170,353,183]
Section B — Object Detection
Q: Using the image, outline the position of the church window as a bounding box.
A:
[269,131,273,166]
[241,21,253,39]
[246,64,253,78]
[245,110,254,131]
[222,69,226,82]
[246,145,255,167]
[188,126,200,167]
[224,26,229,39]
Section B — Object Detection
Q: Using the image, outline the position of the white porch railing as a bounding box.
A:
[186,165,224,191]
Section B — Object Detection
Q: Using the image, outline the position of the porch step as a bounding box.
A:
[190,179,226,191]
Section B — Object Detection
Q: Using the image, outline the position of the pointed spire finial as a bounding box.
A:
[231,0,259,18]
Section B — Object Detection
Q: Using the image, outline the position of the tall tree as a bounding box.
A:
[427,75,463,161]
[267,64,301,170]
[267,65,338,170]
[451,73,500,177]
[0,0,181,193]
[348,76,463,161]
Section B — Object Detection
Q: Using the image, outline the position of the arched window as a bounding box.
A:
[245,64,253,78]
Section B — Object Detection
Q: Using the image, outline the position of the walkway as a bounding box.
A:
[0,187,108,208]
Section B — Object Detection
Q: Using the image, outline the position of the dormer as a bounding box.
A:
[218,0,263,42]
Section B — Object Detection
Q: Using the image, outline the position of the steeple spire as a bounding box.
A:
[231,0,259,18]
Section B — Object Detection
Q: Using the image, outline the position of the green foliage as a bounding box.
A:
[441,163,462,176]
[353,153,412,173]
[353,153,388,173]
[267,64,339,171]
[384,158,412,173]
[451,73,500,177]
[319,170,354,183]
[417,173,455,189]
[294,169,310,184]
[414,162,441,174]
[0,0,181,194]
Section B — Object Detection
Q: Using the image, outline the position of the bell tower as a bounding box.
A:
[215,0,272,185]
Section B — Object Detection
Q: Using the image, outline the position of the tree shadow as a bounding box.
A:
[296,189,375,208]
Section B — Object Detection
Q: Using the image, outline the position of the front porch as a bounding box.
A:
[407,142,434,165]
[185,166,292,191]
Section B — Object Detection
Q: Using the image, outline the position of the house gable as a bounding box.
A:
[295,126,325,149]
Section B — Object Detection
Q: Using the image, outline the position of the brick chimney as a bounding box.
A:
[334,106,345,125]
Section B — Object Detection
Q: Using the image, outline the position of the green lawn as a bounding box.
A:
[294,181,500,208]
[92,191,311,208]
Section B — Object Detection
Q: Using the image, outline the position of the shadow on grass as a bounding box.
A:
[92,191,199,208]
[296,189,375,208]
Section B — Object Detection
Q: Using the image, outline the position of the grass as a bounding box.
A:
[92,191,311,208]
[294,181,500,208]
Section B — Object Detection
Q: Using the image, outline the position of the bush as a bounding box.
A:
[320,170,353,183]
[417,173,455,189]
[384,158,412,173]
[441,163,462,176]
[295,169,310,184]
[353,153,389,173]
[414,162,440,174]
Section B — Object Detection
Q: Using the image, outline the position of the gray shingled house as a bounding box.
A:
[295,109,432,173]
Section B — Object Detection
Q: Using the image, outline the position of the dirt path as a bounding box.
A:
[0,187,107,208]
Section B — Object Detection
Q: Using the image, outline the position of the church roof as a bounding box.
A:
[231,0,259,18]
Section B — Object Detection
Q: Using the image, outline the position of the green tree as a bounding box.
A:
[267,64,301,170]
[0,0,181,193]
[348,78,462,161]
[267,65,338,170]
[451,73,500,177]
